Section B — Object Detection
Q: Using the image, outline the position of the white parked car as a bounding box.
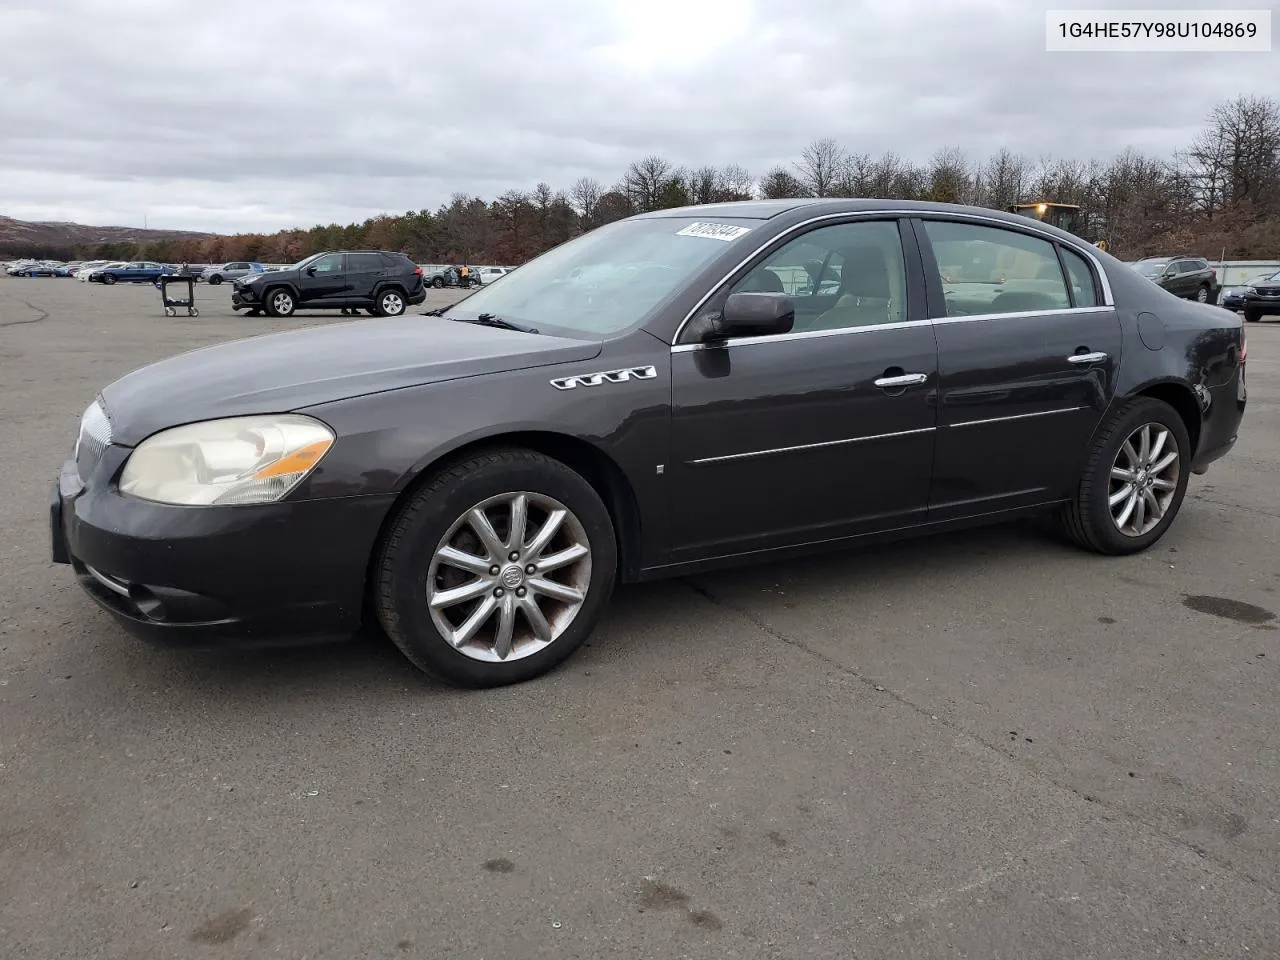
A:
[75,260,113,281]
[475,266,512,284]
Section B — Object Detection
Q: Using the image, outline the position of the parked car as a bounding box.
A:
[50,199,1247,689]
[54,262,82,277]
[89,261,166,284]
[1221,269,1280,322]
[10,262,59,277]
[203,261,266,285]
[476,266,513,285]
[230,250,427,317]
[1131,256,1221,304]
[75,260,113,281]
[424,265,480,288]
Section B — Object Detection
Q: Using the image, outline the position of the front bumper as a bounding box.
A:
[230,285,261,308]
[51,455,395,648]
[1240,292,1280,314]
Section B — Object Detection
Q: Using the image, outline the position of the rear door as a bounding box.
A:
[913,216,1124,518]
[347,253,385,299]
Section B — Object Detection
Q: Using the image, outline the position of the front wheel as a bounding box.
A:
[376,289,406,316]
[208,275,223,285]
[266,287,295,317]
[1058,397,1191,555]
[432,277,444,288]
[1244,309,1260,323]
[374,448,617,688]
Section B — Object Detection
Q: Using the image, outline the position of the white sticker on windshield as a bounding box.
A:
[675,222,752,242]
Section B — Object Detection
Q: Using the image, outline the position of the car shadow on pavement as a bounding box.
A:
[116,518,1064,696]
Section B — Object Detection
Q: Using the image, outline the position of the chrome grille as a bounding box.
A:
[75,399,113,482]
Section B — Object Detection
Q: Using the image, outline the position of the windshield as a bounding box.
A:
[1136,261,1169,277]
[1254,270,1280,284]
[445,216,762,336]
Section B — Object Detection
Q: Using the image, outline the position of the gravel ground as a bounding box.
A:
[2,276,1278,959]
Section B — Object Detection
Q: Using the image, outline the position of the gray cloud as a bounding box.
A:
[1,0,1273,233]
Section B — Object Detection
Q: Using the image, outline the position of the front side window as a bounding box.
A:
[310,254,343,274]
[922,220,1071,316]
[447,216,762,337]
[725,219,907,332]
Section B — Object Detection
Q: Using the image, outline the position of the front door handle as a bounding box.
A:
[874,373,929,388]
[1068,351,1108,364]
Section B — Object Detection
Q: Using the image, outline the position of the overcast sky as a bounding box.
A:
[1,0,1274,234]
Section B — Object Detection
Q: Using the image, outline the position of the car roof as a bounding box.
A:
[627,198,1101,236]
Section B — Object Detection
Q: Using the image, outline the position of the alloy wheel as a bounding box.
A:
[380,291,404,315]
[1196,286,1208,302]
[271,291,294,315]
[426,492,592,663]
[1108,422,1180,537]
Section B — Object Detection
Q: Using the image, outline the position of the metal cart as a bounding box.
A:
[158,274,199,317]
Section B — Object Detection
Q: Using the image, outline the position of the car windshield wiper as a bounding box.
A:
[456,313,539,334]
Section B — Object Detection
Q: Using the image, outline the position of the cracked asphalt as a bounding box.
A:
[2,276,1278,959]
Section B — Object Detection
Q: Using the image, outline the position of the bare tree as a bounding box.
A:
[795,137,849,197]
[758,165,808,199]
[716,164,755,201]
[926,147,974,204]
[623,155,676,212]
[975,148,1029,210]
[570,177,603,225]
[1184,94,1280,218]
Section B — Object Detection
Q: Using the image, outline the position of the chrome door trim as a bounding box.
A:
[669,208,1115,345]
[948,406,1088,429]
[687,426,936,466]
[670,306,1116,354]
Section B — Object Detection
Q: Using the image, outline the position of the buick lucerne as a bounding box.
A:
[51,199,1248,687]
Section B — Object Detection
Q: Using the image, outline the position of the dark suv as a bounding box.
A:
[231,250,427,318]
[1131,256,1221,304]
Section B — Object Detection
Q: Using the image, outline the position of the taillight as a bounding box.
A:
[1211,269,1217,281]
[414,266,423,275]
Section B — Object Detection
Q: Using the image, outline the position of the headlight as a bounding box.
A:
[118,414,334,506]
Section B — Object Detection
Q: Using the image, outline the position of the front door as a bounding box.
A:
[912,216,1124,518]
[297,253,348,304]
[667,217,939,562]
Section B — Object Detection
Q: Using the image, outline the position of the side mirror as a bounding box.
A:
[1162,266,1177,277]
[697,292,795,342]
[306,266,317,276]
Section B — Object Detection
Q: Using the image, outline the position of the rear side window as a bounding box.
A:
[350,253,384,272]
[921,220,1070,317]
[379,253,408,267]
[1059,247,1100,307]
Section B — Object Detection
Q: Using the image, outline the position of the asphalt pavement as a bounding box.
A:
[2,276,1278,959]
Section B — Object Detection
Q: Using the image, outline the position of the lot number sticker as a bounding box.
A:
[675,222,752,242]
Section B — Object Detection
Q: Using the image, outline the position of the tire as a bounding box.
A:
[164,307,176,317]
[1057,397,1191,556]
[376,288,406,316]
[1244,309,1260,323]
[208,275,223,285]
[432,277,444,288]
[374,448,618,688]
[1195,284,1210,303]
[189,307,199,317]
[265,287,295,318]
[102,274,116,285]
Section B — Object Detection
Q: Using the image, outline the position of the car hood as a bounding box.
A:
[100,316,603,445]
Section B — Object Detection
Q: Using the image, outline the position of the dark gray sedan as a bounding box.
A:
[51,199,1248,688]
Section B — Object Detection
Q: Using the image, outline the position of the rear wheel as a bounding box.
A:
[376,288,406,316]
[1058,397,1190,555]
[266,287,295,317]
[1195,284,1210,303]
[374,448,617,688]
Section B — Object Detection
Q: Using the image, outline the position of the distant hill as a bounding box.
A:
[0,215,217,258]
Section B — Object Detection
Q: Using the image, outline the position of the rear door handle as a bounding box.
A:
[1067,351,1108,364]
[874,373,929,388]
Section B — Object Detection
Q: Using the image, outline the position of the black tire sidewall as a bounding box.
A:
[1082,398,1191,554]
[380,452,617,687]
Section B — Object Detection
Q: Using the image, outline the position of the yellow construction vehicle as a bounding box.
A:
[1007,202,1108,252]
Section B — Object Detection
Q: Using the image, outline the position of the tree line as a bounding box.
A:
[26,94,1280,266]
